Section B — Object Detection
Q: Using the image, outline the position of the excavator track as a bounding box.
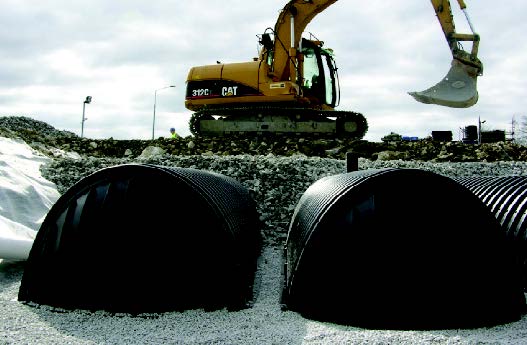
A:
[189,106,368,139]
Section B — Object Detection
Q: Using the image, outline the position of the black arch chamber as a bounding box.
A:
[452,175,527,290]
[18,164,261,314]
[283,168,526,330]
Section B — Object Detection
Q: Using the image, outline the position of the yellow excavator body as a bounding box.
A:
[185,61,300,111]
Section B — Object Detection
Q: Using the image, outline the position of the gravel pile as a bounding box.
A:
[3,115,527,161]
[42,154,527,246]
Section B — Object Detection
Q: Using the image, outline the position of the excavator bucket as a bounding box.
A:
[409,59,479,108]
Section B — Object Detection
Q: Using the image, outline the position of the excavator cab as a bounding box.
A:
[409,0,483,108]
[300,39,339,108]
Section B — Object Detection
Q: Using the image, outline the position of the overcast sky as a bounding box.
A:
[1,1,526,142]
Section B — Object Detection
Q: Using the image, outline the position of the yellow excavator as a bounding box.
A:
[184,0,483,138]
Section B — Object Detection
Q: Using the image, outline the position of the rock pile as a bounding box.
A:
[2,116,527,162]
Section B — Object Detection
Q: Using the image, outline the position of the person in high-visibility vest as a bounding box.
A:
[169,127,179,139]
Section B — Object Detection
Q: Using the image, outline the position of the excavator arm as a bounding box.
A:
[264,0,483,108]
[434,0,481,69]
[409,0,483,108]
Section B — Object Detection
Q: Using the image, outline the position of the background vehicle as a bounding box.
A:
[185,0,483,138]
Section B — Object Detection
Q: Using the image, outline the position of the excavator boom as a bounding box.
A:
[409,0,483,108]
[270,0,337,82]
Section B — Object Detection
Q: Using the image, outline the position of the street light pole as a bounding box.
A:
[478,116,486,144]
[152,85,176,140]
[81,96,92,138]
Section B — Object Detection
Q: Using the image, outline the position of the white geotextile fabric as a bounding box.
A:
[0,137,60,259]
